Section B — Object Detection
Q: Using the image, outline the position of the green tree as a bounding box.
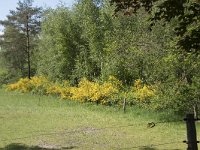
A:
[111,0,200,54]
[100,2,174,84]
[72,0,105,80]
[37,7,80,80]
[0,25,26,76]
[0,0,42,79]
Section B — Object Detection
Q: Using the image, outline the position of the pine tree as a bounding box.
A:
[0,0,42,78]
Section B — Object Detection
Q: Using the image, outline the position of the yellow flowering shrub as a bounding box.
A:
[108,75,122,89]
[7,75,159,108]
[7,78,30,93]
[69,78,93,102]
[7,76,121,105]
[46,83,71,99]
[29,76,48,88]
[134,79,143,89]
[69,77,119,104]
[132,79,156,103]
[7,76,49,93]
[46,85,62,95]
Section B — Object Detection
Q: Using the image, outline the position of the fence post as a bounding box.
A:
[123,98,126,113]
[184,114,198,150]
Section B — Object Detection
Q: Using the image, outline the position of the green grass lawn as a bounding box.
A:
[0,89,199,150]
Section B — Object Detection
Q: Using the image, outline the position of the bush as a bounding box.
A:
[132,79,156,104]
[0,72,20,88]
[150,79,200,114]
[9,75,199,114]
[122,79,156,108]
[7,76,49,94]
[70,77,120,105]
[6,76,159,108]
[7,76,122,105]
[46,81,71,99]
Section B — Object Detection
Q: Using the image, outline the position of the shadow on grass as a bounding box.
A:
[139,146,157,150]
[0,143,77,150]
[139,146,181,150]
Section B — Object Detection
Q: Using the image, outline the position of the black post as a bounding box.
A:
[185,114,198,150]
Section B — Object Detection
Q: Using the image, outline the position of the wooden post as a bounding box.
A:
[185,114,198,150]
[193,105,198,119]
[123,98,126,113]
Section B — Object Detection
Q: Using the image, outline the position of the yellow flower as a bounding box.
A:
[132,79,156,102]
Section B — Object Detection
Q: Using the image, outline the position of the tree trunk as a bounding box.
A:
[26,15,31,79]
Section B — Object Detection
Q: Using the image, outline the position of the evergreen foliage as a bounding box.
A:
[0,0,42,78]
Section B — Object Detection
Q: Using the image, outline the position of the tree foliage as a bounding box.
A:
[0,0,42,78]
[37,7,80,80]
[1,0,200,114]
[111,0,200,54]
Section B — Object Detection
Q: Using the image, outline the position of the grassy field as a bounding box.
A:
[0,89,199,150]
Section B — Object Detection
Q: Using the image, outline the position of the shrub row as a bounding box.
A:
[7,76,156,106]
